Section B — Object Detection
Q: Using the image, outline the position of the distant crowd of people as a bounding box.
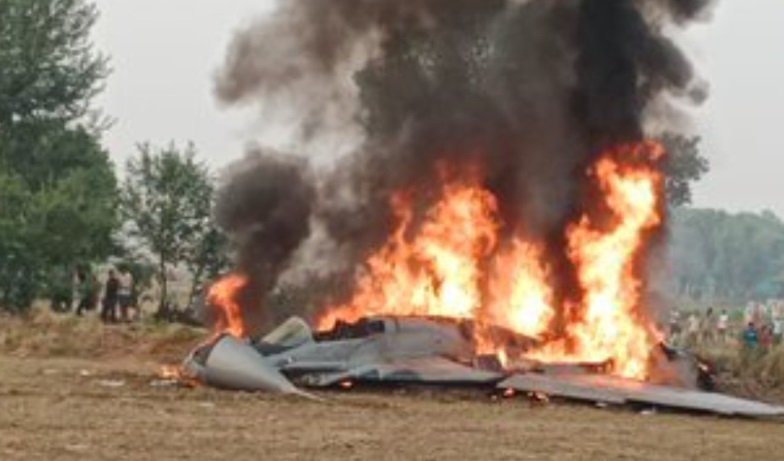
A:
[669,300,784,351]
[73,267,139,323]
[739,301,784,350]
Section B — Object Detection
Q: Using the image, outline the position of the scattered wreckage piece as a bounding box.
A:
[183,334,314,398]
[268,317,479,376]
[180,315,784,419]
[182,316,507,392]
[498,373,784,418]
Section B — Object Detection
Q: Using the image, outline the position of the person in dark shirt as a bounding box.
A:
[75,269,97,316]
[743,322,759,349]
[101,269,119,323]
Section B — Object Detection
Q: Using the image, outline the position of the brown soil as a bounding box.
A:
[1,312,783,461]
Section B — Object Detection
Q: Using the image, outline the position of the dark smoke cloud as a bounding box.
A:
[214,0,714,327]
[214,148,315,332]
[664,0,717,22]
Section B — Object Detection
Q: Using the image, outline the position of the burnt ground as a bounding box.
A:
[1,314,783,461]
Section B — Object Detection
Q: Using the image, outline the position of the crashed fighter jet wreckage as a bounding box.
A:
[172,0,784,421]
[179,316,784,419]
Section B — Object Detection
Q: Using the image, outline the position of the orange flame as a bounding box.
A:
[317,142,665,380]
[529,142,665,378]
[207,274,250,340]
[159,274,249,387]
[157,364,202,387]
[159,365,182,380]
[486,241,554,340]
[318,180,499,329]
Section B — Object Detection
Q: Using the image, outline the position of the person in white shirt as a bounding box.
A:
[118,268,135,322]
[687,313,700,346]
[668,309,682,343]
[773,317,783,345]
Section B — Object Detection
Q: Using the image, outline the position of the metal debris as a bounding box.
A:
[498,373,784,418]
[180,316,784,419]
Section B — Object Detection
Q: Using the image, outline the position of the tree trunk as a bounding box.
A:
[156,255,169,319]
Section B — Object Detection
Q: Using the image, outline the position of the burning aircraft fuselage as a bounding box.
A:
[205,0,711,383]
[179,315,783,418]
[177,0,769,416]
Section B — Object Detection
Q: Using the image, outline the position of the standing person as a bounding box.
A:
[101,269,119,323]
[773,316,783,345]
[741,322,760,366]
[686,313,700,347]
[743,322,759,348]
[75,270,93,316]
[668,309,682,344]
[717,309,730,342]
[760,324,775,350]
[118,268,135,322]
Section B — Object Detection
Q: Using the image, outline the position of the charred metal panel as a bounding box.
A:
[300,356,503,387]
[265,317,474,374]
[199,335,303,394]
[499,374,626,404]
[499,373,784,418]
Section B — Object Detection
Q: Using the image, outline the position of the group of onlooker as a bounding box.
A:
[740,301,783,350]
[669,300,784,350]
[73,267,138,323]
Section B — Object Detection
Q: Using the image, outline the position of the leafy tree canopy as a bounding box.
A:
[120,143,229,317]
[669,208,784,303]
[0,0,116,311]
[661,133,710,208]
[0,0,107,127]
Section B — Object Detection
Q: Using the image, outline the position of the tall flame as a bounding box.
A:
[568,143,664,378]
[318,180,499,329]
[209,142,665,380]
[317,142,665,380]
[485,241,555,340]
[207,274,250,340]
[530,142,665,378]
[157,274,251,385]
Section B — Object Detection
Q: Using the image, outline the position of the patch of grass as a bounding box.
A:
[690,337,784,402]
[0,306,206,361]
[747,346,784,386]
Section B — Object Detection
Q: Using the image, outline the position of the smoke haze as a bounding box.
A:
[213,0,715,328]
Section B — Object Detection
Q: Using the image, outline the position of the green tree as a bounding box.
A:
[0,0,108,127]
[0,0,116,311]
[120,143,228,317]
[670,208,784,303]
[661,133,710,208]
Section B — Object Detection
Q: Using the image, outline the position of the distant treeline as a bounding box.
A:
[668,208,784,303]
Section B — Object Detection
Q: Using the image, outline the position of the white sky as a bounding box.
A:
[92,0,784,216]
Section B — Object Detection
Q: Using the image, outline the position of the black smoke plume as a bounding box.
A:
[213,149,314,332]
[214,0,714,329]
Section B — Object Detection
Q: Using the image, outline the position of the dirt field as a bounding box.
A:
[1,314,783,461]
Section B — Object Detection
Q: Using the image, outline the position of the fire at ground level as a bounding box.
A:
[178,316,783,418]
[1,354,783,461]
[214,142,672,382]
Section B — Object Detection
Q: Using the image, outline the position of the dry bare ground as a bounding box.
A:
[1,310,783,461]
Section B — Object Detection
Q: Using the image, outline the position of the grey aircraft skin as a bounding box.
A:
[181,316,784,419]
[183,316,503,392]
